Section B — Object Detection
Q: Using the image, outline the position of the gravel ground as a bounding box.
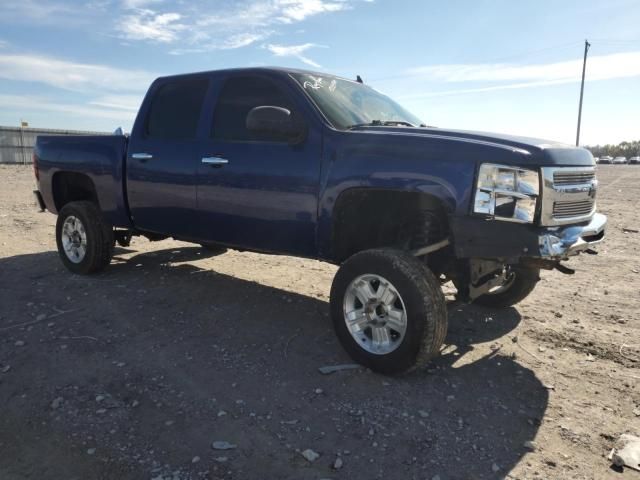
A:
[0,164,639,480]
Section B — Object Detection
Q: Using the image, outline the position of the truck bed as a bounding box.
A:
[34,135,132,228]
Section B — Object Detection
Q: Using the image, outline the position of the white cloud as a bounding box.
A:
[166,47,206,56]
[0,93,135,123]
[1,0,369,56]
[121,0,163,8]
[266,43,325,67]
[196,2,275,28]
[0,53,156,93]
[198,0,348,28]
[169,31,272,55]
[276,0,347,23]
[0,0,97,26]
[408,51,640,83]
[124,0,365,53]
[1,0,74,20]
[401,51,640,98]
[221,32,272,49]
[118,10,185,43]
[89,94,143,111]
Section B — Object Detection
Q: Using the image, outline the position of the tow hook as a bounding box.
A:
[555,263,575,275]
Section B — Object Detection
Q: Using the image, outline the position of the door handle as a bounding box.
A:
[132,153,153,161]
[202,156,229,166]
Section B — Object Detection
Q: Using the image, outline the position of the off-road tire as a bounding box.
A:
[56,201,114,275]
[330,249,447,374]
[473,266,540,308]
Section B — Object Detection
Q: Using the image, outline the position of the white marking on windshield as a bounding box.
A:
[303,75,324,90]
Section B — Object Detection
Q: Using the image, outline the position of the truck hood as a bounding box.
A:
[350,126,595,167]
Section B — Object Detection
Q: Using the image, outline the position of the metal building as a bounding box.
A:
[0,125,109,164]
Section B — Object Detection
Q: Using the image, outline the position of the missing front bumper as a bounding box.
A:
[450,213,607,260]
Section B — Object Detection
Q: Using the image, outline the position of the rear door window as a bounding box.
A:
[146,77,209,140]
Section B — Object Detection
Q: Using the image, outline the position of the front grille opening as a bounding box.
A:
[553,171,596,185]
[553,199,595,219]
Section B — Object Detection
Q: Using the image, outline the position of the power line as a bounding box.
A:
[587,38,640,44]
[480,41,582,64]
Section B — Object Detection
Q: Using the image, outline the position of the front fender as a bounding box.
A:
[315,129,532,261]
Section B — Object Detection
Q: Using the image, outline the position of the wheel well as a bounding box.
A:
[52,172,99,212]
[330,189,450,263]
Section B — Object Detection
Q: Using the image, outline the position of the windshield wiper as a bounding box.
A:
[347,120,417,129]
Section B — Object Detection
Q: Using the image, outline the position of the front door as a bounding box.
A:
[195,73,322,257]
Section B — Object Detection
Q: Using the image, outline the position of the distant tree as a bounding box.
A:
[586,140,640,158]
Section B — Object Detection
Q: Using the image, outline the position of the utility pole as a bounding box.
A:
[19,119,27,165]
[576,39,590,146]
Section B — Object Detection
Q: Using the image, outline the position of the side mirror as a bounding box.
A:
[246,106,306,144]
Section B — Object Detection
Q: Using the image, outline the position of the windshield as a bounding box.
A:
[291,73,423,130]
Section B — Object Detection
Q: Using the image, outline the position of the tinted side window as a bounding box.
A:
[212,76,295,142]
[146,78,209,140]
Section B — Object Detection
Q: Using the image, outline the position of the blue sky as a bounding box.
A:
[0,0,638,145]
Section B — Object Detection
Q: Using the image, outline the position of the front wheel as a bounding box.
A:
[330,249,447,374]
[473,266,540,308]
[55,201,114,275]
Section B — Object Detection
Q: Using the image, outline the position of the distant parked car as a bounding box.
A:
[599,156,613,164]
[613,156,627,164]
[594,157,600,163]
[629,156,640,164]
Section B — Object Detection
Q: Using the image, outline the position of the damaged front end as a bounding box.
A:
[538,212,606,258]
[447,163,606,302]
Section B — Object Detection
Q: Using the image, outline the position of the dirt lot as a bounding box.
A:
[0,164,639,480]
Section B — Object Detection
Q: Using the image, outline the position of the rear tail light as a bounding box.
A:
[33,152,40,181]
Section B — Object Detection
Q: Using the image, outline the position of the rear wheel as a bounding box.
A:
[330,249,447,374]
[473,265,540,308]
[56,201,113,274]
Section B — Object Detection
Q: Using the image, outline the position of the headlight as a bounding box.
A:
[474,164,540,223]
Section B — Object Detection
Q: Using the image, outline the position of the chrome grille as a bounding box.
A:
[553,171,595,185]
[541,166,597,226]
[553,199,595,218]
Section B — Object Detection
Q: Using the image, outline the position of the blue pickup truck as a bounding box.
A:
[34,67,606,373]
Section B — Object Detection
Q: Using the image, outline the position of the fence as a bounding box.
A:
[0,126,109,164]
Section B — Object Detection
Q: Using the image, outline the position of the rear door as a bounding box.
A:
[195,73,322,256]
[127,75,210,238]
